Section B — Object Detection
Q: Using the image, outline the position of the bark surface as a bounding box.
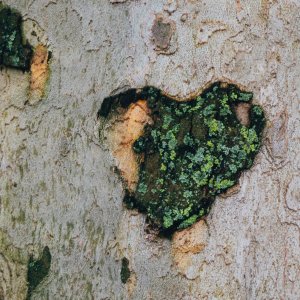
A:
[0,0,299,299]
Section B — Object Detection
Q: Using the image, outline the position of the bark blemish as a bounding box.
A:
[29,44,49,103]
[151,14,177,54]
[0,5,33,71]
[126,270,137,297]
[27,246,51,299]
[103,99,152,192]
[120,257,130,284]
[234,102,251,126]
[172,220,208,276]
[120,256,136,295]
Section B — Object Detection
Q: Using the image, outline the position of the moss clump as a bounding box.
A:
[27,246,51,299]
[0,5,33,70]
[100,82,266,234]
[120,257,130,284]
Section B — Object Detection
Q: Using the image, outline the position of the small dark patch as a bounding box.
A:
[99,82,266,235]
[97,87,155,118]
[47,50,52,62]
[152,15,175,50]
[97,90,139,118]
[120,257,130,284]
[0,5,33,71]
[27,246,51,299]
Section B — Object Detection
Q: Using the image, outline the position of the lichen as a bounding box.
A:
[99,82,265,234]
[0,5,33,70]
[26,246,51,299]
[120,257,130,284]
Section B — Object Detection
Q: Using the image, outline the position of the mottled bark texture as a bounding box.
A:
[0,0,299,299]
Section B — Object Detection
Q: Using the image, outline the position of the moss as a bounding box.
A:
[120,257,130,284]
[100,82,266,234]
[0,5,33,70]
[27,246,51,299]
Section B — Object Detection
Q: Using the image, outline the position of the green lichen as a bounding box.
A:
[27,246,51,299]
[99,82,266,234]
[120,257,130,284]
[0,5,33,70]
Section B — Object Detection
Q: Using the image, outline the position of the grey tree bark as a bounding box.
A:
[0,0,299,299]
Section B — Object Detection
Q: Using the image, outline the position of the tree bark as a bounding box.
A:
[0,0,299,299]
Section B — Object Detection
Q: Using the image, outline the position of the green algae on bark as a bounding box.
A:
[99,82,266,234]
[0,5,33,70]
[27,246,51,299]
[120,257,130,284]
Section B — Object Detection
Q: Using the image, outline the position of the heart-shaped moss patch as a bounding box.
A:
[99,82,265,234]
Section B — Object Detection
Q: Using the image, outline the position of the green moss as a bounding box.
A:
[0,5,33,70]
[120,257,130,284]
[27,246,51,299]
[99,82,266,234]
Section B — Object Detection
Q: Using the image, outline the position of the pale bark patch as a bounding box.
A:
[172,220,208,276]
[105,100,152,192]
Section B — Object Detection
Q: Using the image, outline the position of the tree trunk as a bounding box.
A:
[1,0,299,299]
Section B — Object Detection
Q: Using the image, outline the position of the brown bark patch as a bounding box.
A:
[234,103,251,126]
[106,100,152,192]
[172,220,208,275]
[152,14,177,54]
[29,44,49,104]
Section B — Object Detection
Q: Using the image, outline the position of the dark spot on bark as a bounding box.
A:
[0,5,33,71]
[120,257,130,284]
[152,15,174,50]
[27,246,51,299]
[180,13,188,22]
